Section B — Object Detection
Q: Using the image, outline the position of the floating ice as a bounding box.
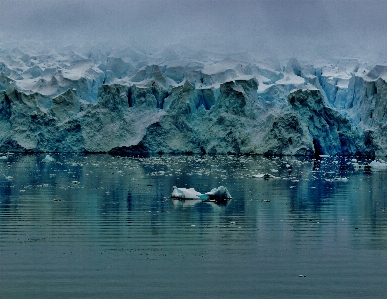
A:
[171,187,202,199]
[171,186,232,201]
[252,174,265,178]
[325,177,348,182]
[252,173,278,179]
[334,177,348,182]
[42,155,55,163]
[352,162,364,169]
[368,160,387,169]
[200,186,232,201]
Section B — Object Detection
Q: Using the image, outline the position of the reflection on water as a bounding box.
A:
[1,154,387,298]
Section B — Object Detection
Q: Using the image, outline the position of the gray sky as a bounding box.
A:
[1,0,386,59]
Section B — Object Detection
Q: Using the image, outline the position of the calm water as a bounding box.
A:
[1,154,387,298]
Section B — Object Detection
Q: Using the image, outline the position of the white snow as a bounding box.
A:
[276,73,305,85]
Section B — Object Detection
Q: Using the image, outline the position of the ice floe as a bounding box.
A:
[171,186,232,201]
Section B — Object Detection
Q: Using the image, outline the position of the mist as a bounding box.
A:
[1,0,387,60]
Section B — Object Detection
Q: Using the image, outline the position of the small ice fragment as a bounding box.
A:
[42,155,55,163]
[334,177,348,182]
[252,173,265,178]
[319,154,330,158]
[368,160,387,169]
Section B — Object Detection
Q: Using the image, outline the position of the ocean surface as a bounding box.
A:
[1,154,387,298]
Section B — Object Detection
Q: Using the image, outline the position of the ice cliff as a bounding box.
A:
[0,45,386,157]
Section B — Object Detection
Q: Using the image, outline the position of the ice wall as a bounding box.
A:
[0,47,386,156]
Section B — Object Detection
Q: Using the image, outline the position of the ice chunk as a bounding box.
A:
[334,177,348,182]
[368,160,387,169]
[252,173,265,178]
[171,186,232,201]
[42,155,55,163]
[253,173,277,179]
[171,186,202,199]
[199,186,232,201]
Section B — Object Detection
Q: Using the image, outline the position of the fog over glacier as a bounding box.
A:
[1,0,387,60]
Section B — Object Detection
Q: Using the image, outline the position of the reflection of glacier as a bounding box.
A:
[0,46,386,156]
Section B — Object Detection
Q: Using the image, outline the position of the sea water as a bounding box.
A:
[1,154,387,298]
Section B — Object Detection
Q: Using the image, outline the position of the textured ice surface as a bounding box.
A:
[0,45,386,156]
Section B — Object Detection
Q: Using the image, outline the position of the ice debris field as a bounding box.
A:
[1,45,387,157]
[2,153,386,202]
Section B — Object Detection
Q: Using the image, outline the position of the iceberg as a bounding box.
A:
[171,187,202,199]
[199,186,232,201]
[171,186,232,202]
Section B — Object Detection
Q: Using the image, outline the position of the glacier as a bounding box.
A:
[0,45,386,157]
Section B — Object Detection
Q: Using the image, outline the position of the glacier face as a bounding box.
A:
[0,46,386,157]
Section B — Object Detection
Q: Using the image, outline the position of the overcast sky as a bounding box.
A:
[0,0,386,59]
